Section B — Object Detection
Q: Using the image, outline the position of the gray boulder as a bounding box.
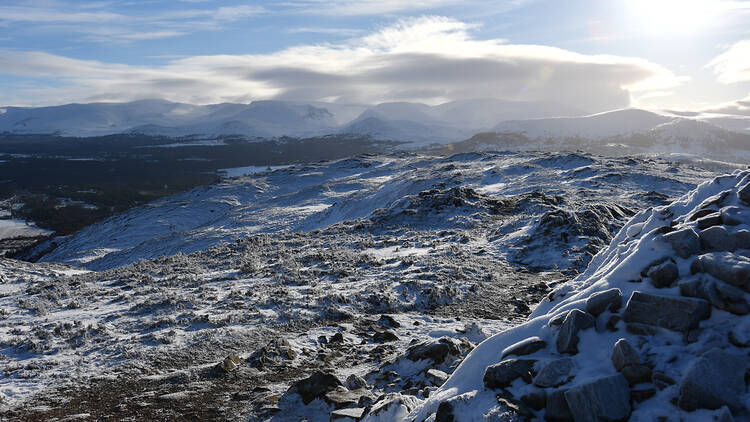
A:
[696,212,723,229]
[346,374,368,390]
[692,252,750,292]
[679,348,747,412]
[545,389,573,422]
[501,336,547,358]
[700,225,735,251]
[483,359,536,389]
[426,368,448,386]
[286,371,343,405]
[556,309,595,354]
[622,291,711,333]
[585,288,622,316]
[662,228,701,258]
[620,364,652,386]
[646,259,679,288]
[564,374,631,422]
[721,206,748,226]
[331,407,365,420]
[611,338,640,371]
[679,277,750,315]
[738,182,750,205]
[533,358,575,388]
[734,230,750,250]
[406,337,462,363]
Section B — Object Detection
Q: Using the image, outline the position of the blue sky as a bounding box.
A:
[1,0,749,114]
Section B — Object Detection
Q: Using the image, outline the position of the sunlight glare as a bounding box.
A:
[629,0,721,35]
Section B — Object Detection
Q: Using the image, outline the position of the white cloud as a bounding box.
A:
[708,40,750,84]
[0,16,685,111]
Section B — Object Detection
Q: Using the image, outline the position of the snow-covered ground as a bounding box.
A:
[0,219,51,240]
[0,151,726,421]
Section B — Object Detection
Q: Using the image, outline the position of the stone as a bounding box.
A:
[377,314,400,328]
[426,368,448,386]
[651,371,676,390]
[286,371,343,405]
[435,392,476,422]
[545,389,573,422]
[372,329,398,343]
[662,228,701,258]
[483,359,536,389]
[646,259,679,288]
[622,291,711,333]
[729,318,750,347]
[248,338,297,369]
[564,374,631,422]
[520,390,546,411]
[721,206,748,226]
[714,406,736,422]
[692,252,750,291]
[696,212,723,229]
[606,315,621,331]
[330,332,344,343]
[501,336,547,358]
[679,348,747,412]
[690,208,718,221]
[611,338,640,371]
[734,229,750,250]
[220,354,242,373]
[680,277,750,315]
[584,288,622,316]
[365,393,420,420]
[330,407,365,420]
[325,388,374,409]
[700,225,735,252]
[556,309,595,354]
[533,358,574,388]
[620,364,652,386]
[406,337,461,364]
[630,387,656,403]
[738,182,750,205]
[346,374,368,390]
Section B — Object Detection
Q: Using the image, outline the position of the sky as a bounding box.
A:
[0,0,749,115]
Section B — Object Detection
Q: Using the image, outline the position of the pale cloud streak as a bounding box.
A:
[708,40,750,84]
[0,16,685,111]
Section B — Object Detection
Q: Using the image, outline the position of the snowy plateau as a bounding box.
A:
[4,147,750,421]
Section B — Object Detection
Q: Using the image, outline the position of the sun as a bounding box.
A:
[628,0,721,35]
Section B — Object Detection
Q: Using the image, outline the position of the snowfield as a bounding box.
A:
[0,151,732,421]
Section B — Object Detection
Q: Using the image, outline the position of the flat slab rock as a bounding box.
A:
[564,374,631,422]
[483,359,536,389]
[533,358,574,388]
[556,309,595,354]
[502,336,547,358]
[662,228,701,259]
[693,252,750,292]
[622,291,711,333]
[585,288,622,316]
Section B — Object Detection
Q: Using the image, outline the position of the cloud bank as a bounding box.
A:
[0,16,684,111]
[708,40,750,84]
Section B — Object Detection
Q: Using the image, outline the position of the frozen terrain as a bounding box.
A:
[0,151,725,421]
[409,169,750,421]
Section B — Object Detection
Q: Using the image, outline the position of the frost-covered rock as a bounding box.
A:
[645,259,679,288]
[563,374,630,422]
[721,206,747,226]
[406,337,463,364]
[700,225,735,251]
[501,336,547,358]
[363,393,420,421]
[622,291,711,333]
[661,228,701,258]
[610,338,640,371]
[483,359,536,389]
[584,288,622,316]
[692,252,750,291]
[555,309,594,354]
[533,358,574,388]
[678,348,747,412]
[285,371,343,405]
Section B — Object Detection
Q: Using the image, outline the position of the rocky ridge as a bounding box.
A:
[406,170,750,421]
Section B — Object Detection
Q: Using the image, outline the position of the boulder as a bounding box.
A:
[501,336,547,358]
[520,390,547,411]
[692,252,750,292]
[622,291,711,333]
[435,392,477,422]
[696,212,723,230]
[646,259,679,288]
[377,314,401,328]
[406,337,461,363]
[620,364,652,386]
[662,228,701,258]
[679,277,750,315]
[483,359,536,389]
[556,309,595,354]
[533,358,574,388]
[611,338,640,371]
[700,225,735,252]
[372,329,398,343]
[287,371,343,405]
[690,208,718,221]
[346,374,368,390]
[720,206,748,226]
[248,338,297,369]
[678,348,747,412]
[364,393,419,420]
[630,387,656,403]
[564,375,631,422]
[734,229,750,250]
[738,182,750,205]
[426,368,448,386]
[545,389,573,422]
[584,288,622,316]
[331,407,365,421]
[220,354,242,373]
[325,388,374,409]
